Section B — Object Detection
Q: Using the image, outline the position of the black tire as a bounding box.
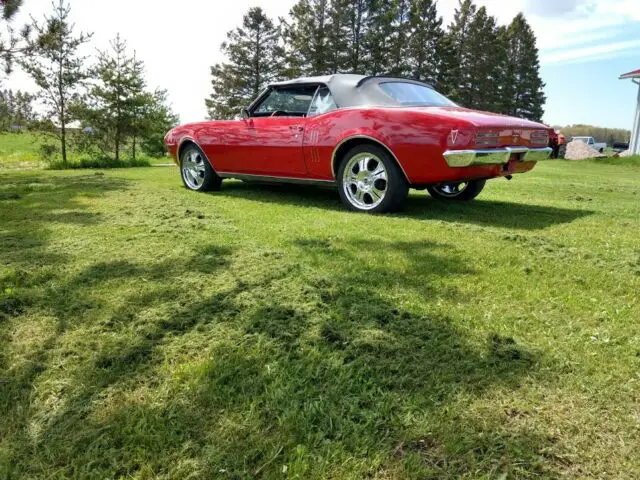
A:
[426,179,486,201]
[179,143,222,192]
[337,144,409,213]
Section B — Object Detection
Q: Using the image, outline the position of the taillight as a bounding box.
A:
[475,130,499,147]
[531,130,549,145]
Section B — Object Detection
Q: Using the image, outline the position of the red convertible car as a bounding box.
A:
[164,74,552,213]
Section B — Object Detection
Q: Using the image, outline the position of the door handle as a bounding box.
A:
[289,126,304,132]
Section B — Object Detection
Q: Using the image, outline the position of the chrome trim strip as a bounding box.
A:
[217,171,335,186]
[177,136,218,171]
[443,147,552,167]
[330,135,410,183]
[523,147,554,162]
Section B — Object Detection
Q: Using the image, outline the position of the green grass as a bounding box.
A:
[1,161,639,479]
[586,154,640,166]
[48,157,152,169]
[0,133,44,169]
[1,132,158,169]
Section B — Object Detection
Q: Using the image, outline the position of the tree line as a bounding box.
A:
[207,0,546,122]
[554,125,631,146]
[0,0,177,166]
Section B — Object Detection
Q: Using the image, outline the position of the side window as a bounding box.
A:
[588,138,594,145]
[308,87,337,116]
[253,86,317,117]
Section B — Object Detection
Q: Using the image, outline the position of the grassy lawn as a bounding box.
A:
[1,160,639,479]
[0,133,165,169]
[0,133,44,169]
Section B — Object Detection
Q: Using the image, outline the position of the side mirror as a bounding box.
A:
[240,108,250,120]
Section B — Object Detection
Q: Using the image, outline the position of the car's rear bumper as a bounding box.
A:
[443,147,552,168]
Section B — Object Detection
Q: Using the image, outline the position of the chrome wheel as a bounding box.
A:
[182,149,206,190]
[342,152,388,210]
[433,182,469,198]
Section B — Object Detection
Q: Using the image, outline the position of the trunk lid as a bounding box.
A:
[401,106,550,148]
[405,106,547,129]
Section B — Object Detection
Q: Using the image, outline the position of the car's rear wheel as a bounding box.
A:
[426,179,486,201]
[180,144,222,192]
[337,145,408,213]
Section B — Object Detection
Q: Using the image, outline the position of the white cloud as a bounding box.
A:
[540,38,640,64]
[523,0,591,17]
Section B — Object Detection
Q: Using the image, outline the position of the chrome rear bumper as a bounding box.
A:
[443,147,552,168]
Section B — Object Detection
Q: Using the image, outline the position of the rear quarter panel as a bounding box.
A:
[304,108,497,184]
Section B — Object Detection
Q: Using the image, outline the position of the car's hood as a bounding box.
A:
[404,106,547,129]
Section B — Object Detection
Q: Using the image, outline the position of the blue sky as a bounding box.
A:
[4,0,640,130]
[474,0,640,129]
[531,3,640,129]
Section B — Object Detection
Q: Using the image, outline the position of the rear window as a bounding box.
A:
[379,82,456,107]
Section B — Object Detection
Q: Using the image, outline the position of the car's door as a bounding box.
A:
[229,85,318,177]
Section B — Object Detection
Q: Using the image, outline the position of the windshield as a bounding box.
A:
[379,82,457,107]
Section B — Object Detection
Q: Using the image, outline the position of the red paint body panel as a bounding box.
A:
[165,106,548,185]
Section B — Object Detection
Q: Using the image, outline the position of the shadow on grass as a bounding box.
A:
[1,175,558,478]
[0,174,128,264]
[217,180,592,230]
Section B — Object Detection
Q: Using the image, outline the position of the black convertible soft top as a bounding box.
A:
[266,74,440,109]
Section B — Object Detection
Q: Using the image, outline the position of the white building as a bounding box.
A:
[620,69,640,155]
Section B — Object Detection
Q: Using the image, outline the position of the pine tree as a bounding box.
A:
[446,0,476,106]
[388,0,412,77]
[502,13,545,121]
[0,0,27,73]
[20,0,91,165]
[496,25,513,114]
[436,31,458,96]
[363,0,395,75]
[206,7,283,120]
[281,0,330,77]
[326,0,351,73]
[76,34,146,161]
[446,1,504,112]
[0,88,36,131]
[332,0,368,73]
[407,0,444,85]
[466,6,502,112]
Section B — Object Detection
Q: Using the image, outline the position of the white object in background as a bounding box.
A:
[619,69,640,155]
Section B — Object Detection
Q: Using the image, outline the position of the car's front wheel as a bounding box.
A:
[426,179,486,201]
[337,145,408,213]
[180,144,222,192]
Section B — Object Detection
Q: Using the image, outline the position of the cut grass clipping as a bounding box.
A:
[1,160,639,479]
